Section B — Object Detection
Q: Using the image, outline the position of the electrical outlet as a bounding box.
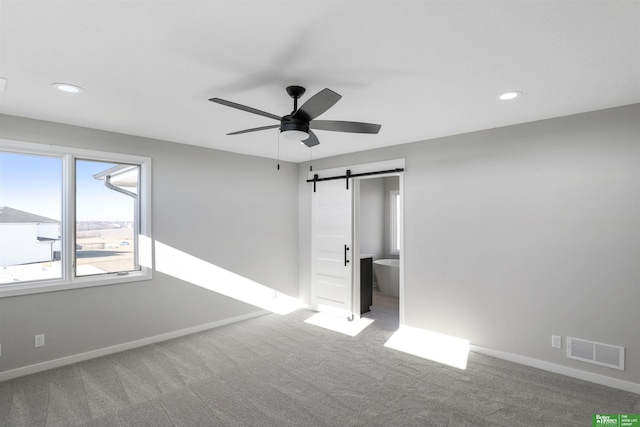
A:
[552,335,561,349]
[35,334,45,348]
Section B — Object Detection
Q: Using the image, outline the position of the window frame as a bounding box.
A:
[0,139,152,298]
[390,189,400,255]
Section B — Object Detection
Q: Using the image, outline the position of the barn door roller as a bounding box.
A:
[306,168,404,192]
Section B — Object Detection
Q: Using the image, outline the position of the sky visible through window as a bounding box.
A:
[75,159,132,221]
[0,152,62,220]
[0,152,132,221]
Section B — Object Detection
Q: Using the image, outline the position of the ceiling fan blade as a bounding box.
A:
[293,88,341,122]
[310,120,381,134]
[302,130,320,148]
[209,98,282,121]
[227,124,280,135]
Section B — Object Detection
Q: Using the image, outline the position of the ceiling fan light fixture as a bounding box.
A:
[281,129,309,141]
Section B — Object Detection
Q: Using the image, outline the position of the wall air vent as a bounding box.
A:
[566,337,624,370]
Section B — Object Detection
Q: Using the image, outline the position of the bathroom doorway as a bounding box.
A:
[309,159,404,325]
[353,173,403,330]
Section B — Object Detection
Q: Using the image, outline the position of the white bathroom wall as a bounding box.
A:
[359,176,400,260]
[382,176,400,259]
[359,178,385,258]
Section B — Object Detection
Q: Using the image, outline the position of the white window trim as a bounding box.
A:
[0,139,152,298]
[390,190,400,255]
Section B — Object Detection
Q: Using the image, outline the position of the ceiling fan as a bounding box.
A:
[209,86,381,147]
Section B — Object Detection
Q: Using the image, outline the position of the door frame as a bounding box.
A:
[308,159,405,323]
[353,171,404,323]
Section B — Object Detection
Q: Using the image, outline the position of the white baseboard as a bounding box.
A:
[0,310,269,382]
[4,311,637,396]
[470,344,640,395]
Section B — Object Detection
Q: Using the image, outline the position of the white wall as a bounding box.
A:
[359,176,400,260]
[298,104,640,386]
[359,178,385,258]
[36,222,59,240]
[0,114,299,375]
[0,223,52,266]
[382,176,399,259]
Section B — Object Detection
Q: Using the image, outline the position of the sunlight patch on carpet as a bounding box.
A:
[304,312,374,337]
[384,325,469,370]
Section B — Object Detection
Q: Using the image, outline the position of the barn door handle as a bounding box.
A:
[344,245,350,266]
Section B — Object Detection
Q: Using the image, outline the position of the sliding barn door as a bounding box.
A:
[311,179,353,317]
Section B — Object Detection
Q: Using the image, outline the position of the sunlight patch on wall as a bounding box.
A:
[139,234,153,269]
[304,312,374,337]
[384,325,470,370]
[154,241,301,315]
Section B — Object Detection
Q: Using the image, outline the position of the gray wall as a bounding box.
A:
[0,114,299,374]
[298,104,640,384]
[2,104,638,386]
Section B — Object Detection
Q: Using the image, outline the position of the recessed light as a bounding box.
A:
[499,91,522,100]
[52,83,84,93]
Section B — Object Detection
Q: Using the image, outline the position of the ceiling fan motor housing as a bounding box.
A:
[280,115,309,134]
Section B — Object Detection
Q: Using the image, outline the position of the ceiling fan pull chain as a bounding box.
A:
[277,132,280,170]
[309,146,313,172]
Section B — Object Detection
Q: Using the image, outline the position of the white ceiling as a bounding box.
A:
[1,1,639,163]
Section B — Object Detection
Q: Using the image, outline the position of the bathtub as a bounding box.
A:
[373,259,400,297]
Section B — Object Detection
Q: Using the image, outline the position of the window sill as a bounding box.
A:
[0,269,152,298]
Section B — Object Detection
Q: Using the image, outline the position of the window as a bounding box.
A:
[390,190,400,255]
[0,140,151,297]
[75,159,140,277]
[0,152,63,282]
